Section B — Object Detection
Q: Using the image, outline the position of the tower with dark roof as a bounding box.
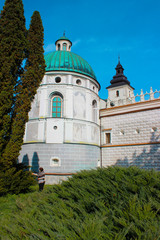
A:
[106,59,134,106]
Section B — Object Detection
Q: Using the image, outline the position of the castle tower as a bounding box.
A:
[19,35,101,183]
[106,58,134,106]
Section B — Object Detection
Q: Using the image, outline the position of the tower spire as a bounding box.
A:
[118,54,120,63]
[106,59,134,90]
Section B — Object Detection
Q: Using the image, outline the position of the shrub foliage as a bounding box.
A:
[0,166,160,239]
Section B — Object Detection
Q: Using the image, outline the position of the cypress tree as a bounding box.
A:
[2,11,46,167]
[0,0,26,161]
[0,3,45,195]
[23,11,46,98]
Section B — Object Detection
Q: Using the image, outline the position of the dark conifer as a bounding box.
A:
[0,0,26,160]
[0,4,45,195]
[23,11,46,98]
[2,11,46,168]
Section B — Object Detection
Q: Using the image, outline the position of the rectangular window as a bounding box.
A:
[105,133,111,144]
[102,129,112,145]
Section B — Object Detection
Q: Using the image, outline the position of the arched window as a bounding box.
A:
[58,44,60,51]
[92,100,97,122]
[52,96,62,117]
[63,43,67,51]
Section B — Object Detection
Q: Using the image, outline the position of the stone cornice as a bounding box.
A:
[45,172,75,176]
[101,141,160,147]
[100,98,160,118]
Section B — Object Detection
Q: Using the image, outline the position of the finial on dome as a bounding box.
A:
[63,31,65,37]
[118,54,120,63]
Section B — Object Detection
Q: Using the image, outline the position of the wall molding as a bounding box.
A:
[101,141,160,148]
[100,105,160,118]
[45,172,75,176]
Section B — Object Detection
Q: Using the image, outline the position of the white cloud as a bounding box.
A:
[72,39,81,47]
[44,43,55,53]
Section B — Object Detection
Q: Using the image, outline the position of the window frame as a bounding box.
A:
[102,130,112,145]
[105,132,111,144]
[116,90,119,97]
[50,157,61,167]
[92,100,97,123]
[51,95,62,118]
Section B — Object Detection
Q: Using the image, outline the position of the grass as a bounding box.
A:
[0,166,160,239]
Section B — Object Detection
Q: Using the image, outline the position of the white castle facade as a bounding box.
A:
[19,35,160,183]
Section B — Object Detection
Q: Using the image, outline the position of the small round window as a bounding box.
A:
[76,79,81,85]
[55,77,61,83]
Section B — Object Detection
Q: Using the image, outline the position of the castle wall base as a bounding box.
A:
[19,143,100,184]
[102,143,160,170]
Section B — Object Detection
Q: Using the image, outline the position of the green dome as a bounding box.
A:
[44,51,97,80]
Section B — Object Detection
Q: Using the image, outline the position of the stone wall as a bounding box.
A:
[19,143,100,183]
[101,108,160,145]
[102,144,160,170]
[100,100,160,169]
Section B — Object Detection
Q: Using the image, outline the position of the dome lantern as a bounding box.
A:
[55,32,72,52]
[45,35,99,84]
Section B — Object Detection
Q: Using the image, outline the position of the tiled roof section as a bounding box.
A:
[45,51,97,80]
[55,36,72,46]
[107,60,134,89]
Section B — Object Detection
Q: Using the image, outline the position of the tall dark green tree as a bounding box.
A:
[0,2,45,195]
[0,0,26,161]
[2,11,46,167]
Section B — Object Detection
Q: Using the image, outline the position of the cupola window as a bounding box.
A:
[63,43,67,51]
[52,96,62,117]
[58,44,60,51]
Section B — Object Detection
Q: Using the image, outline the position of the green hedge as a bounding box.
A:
[0,166,160,239]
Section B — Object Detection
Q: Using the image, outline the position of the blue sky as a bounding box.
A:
[1,0,160,99]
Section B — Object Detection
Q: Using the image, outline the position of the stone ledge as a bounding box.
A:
[101,141,160,147]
